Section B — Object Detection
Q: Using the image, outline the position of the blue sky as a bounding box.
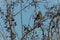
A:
[0,0,60,40]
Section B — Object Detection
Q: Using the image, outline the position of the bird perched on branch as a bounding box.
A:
[34,11,42,21]
[34,11,42,28]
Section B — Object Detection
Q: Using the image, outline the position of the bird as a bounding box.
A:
[35,11,42,21]
[34,11,42,28]
[37,11,42,19]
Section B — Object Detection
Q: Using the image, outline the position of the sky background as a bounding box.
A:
[0,0,60,40]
